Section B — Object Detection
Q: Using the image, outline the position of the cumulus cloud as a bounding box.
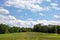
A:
[8,15,16,20]
[39,13,44,16]
[53,15,60,18]
[0,15,36,28]
[1,0,60,28]
[4,0,51,12]
[50,3,58,6]
[0,15,60,28]
[0,7,9,14]
[46,0,51,2]
[0,0,60,28]
[50,3,60,10]
[5,0,43,12]
[36,20,60,25]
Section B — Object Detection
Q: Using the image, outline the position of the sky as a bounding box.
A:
[0,0,60,28]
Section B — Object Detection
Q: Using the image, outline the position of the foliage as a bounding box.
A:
[0,24,9,34]
[33,24,60,33]
[0,24,32,34]
[0,23,60,34]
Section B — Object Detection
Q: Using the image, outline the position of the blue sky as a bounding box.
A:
[0,0,60,28]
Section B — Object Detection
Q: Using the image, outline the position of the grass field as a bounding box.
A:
[0,32,60,40]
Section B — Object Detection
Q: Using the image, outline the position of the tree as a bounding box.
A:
[33,24,42,32]
[0,24,9,34]
[8,26,20,33]
[56,25,60,34]
[41,25,48,33]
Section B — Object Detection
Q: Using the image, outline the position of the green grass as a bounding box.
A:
[0,32,60,40]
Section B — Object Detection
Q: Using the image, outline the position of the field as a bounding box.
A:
[0,32,60,40]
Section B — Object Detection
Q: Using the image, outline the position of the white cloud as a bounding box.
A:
[5,0,42,7]
[0,0,60,27]
[53,15,60,18]
[0,7,9,14]
[5,0,51,12]
[0,15,60,28]
[50,3,60,10]
[46,0,51,2]
[0,15,16,21]
[39,13,44,16]
[36,20,60,26]
[50,3,58,6]
[27,18,34,21]
[44,6,51,11]
[8,15,16,20]
[0,15,35,27]
[27,4,43,12]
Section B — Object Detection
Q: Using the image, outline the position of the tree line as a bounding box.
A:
[33,24,60,34]
[0,24,60,34]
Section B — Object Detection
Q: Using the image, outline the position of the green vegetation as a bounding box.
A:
[0,32,60,40]
[0,24,60,34]
[0,24,32,34]
[33,24,60,33]
[0,24,60,40]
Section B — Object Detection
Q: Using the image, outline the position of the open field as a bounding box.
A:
[0,32,60,40]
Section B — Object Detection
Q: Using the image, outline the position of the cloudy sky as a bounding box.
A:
[0,0,60,28]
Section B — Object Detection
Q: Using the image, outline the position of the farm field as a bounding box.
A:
[0,32,60,40]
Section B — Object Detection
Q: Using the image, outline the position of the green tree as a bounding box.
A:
[0,24,9,34]
[41,25,48,33]
[8,26,20,33]
[33,24,42,32]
